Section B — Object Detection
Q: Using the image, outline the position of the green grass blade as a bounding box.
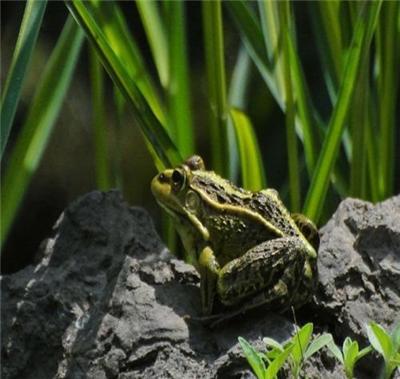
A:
[303,2,382,223]
[238,337,266,379]
[1,17,84,247]
[357,345,373,361]
[230,108,266,191]
[349,56,368,198]
[229,47,252,109]
[265,343,293,378]
[291,323,313,368]
[89,48,112,190]
[391,322,400,352]
[226,1,279,106]
[263,337,284,352]
[327,340,344,364]
[367,322,394,361]
[304,333,333,360]
[89,0,166,126]
[228,1,319,179]
[343,340,358,375]
[309,1,343,100]
[112,85,126,189]
[136,1,169,89]
[1,0,47,157]
[67,0,181,168]
[365,123,380,202]
[258,0,285,103]
[280,1,300,212]
[228,47,252,180]
[202,0,229,176]
[376,1,399,200]
[164,0,194,158]
[286,31,320,177]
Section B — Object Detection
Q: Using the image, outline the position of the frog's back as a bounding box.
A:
[249,189,301,238]
[192,171,300,239]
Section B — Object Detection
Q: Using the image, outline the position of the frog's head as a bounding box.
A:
[151,155,210,241]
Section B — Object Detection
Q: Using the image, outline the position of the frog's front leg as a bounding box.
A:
[217,237,308,310]
[198,246,220,315]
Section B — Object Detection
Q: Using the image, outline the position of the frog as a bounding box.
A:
[151,155,319,317]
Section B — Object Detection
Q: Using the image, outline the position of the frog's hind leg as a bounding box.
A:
[217,237,306,311]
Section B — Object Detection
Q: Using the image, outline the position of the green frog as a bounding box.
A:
[151,155,319,316]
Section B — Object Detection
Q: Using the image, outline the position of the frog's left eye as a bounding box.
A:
[171,169,186,191]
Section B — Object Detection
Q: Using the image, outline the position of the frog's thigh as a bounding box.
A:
[217,237,305,306]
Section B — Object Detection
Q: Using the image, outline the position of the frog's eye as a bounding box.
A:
[171,169,186,191]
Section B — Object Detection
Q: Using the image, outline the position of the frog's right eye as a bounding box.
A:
[171,169,186,191]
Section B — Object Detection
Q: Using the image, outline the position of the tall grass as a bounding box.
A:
[1,0,399,251]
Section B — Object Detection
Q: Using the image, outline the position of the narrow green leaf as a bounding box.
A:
[89,48,112,190]
[356,345,373,361]
[112,85,126,189]
[136,1,169,88]
[343,341,358,377]
[304,333,333,360]
[1,17,84,247]
[238,337,266,379]
[227,47,251,180]
[263,337,284,352]
[286,29,319,177]
[349,57,369,198]
[342,337,354,359]
[327,340,344,364]
[230,108,266,191]
[67,0,182,168]
[303,1,382,223]
[376,1,399,199]
[225,1,279,105]
[279,1,300,212]
[1,0,47,157]
[391,322,400,352]
[367,322,394,361]
[89,0,166,125]
[164,0,194,158]
[390,353,400,366]
[227,1,319,179]
[202,0,229,176]
[258,1,285,102]
[365,124,380,202]
[291,323,313,367]
[309,1,343,99]
[265,343,293,378]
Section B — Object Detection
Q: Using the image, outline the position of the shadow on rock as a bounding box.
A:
[2,191,399,378]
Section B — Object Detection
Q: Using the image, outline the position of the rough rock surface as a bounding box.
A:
[1,191,399,379]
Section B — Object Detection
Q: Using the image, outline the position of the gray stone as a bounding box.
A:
[2,191,399,379]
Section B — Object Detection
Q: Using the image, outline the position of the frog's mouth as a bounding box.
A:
[152,176,210,241]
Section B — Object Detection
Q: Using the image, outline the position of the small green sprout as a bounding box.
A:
[327,337,372,379]
[366,321,400,379]
[238,323,332,379]
[238,336,293,379]
[267,323,333,378]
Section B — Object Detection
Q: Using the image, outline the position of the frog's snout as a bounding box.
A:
[157,172,168,183]
[151,170,172,198]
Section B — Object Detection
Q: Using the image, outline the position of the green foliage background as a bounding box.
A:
[1,1,399,272]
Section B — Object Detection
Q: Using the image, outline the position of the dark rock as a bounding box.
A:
[316,196,400,378]
[2,191,399,379]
